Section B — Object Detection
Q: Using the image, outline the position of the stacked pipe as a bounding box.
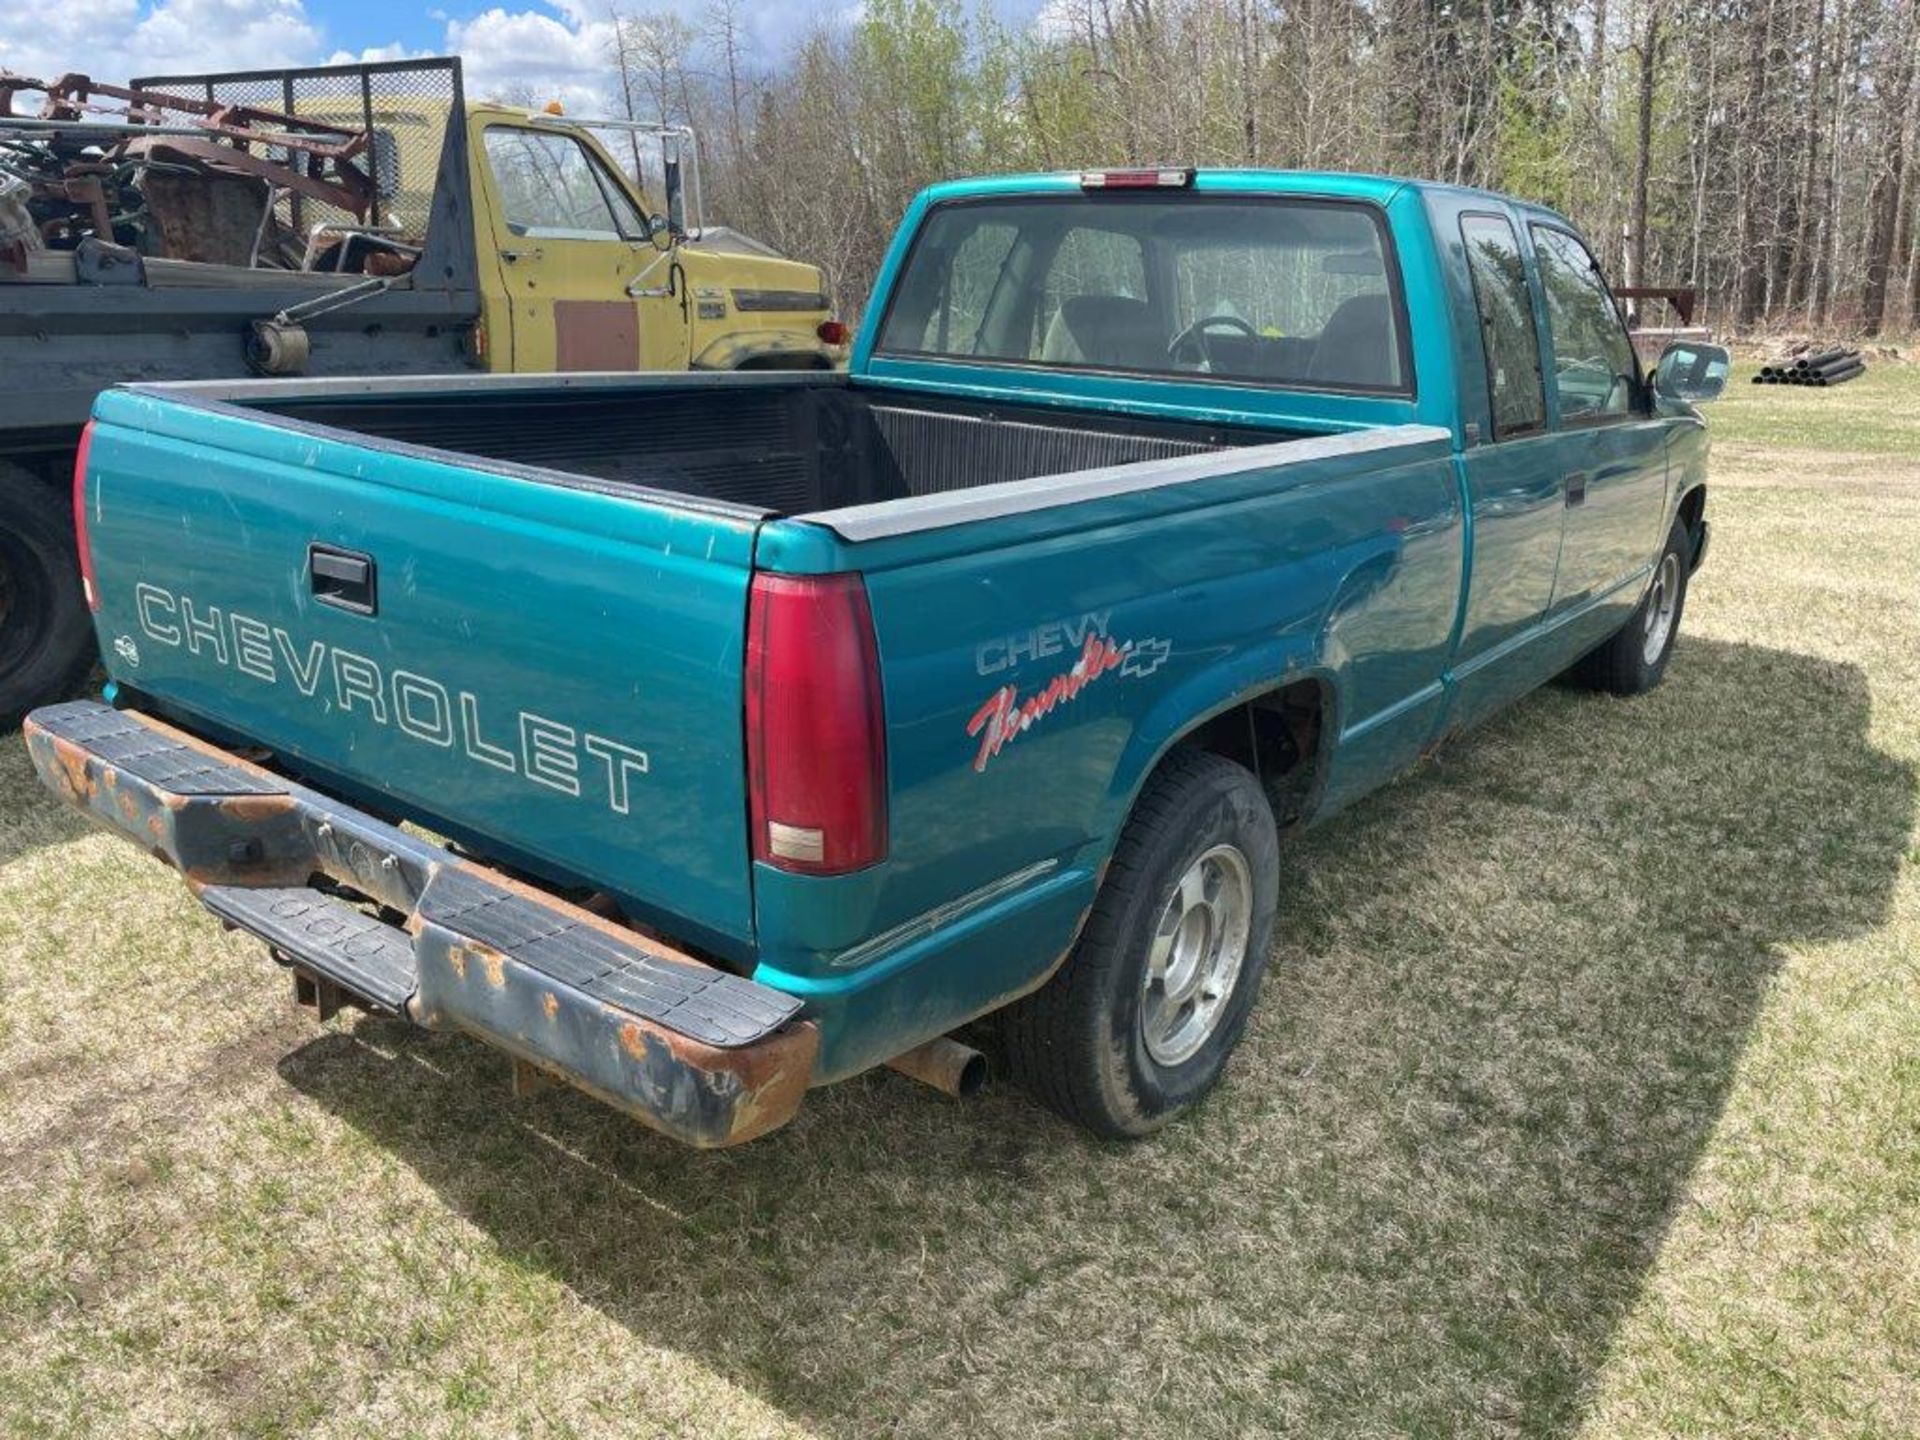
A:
[1752,347,1865,387]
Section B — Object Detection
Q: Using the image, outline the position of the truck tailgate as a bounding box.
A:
[81,387,763,952]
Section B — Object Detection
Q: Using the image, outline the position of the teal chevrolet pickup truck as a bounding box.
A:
[29,168,1729,1146]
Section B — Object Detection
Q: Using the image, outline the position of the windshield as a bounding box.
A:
[874,194,1410,394]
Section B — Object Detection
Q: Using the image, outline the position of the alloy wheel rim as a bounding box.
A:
[1140,843,1253,1067]
[1642,552,1680,665]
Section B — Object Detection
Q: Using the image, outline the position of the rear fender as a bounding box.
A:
[1096,630,1339,848]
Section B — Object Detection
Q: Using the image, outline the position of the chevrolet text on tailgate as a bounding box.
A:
[32,169,1731,1146]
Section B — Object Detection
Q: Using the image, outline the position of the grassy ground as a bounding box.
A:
[2,364,1916,1439]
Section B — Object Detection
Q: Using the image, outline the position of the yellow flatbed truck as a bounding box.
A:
[0,56,843,720]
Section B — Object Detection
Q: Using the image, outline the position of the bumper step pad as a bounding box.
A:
[200,885,417,1014]
[420,869,797,1048]
[31,700,283,795]
[24,700,817,1147]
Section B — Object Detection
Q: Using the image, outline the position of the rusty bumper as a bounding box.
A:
[24,700,818,1148]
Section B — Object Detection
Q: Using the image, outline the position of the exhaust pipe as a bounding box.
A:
[886,1036,988,1098]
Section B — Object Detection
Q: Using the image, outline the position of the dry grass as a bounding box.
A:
[2,364,1917,1438]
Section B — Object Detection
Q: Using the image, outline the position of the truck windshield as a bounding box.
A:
[875,195,1410,394]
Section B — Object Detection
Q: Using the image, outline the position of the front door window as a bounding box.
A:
[1530,225,1639,424]
[484,128,648,242]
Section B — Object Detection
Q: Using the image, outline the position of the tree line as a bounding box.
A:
[603,0,1920,337]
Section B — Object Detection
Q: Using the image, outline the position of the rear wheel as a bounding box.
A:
[0,467,96,728]
[1001,748,1279,1138]
[1567,514,1691,696]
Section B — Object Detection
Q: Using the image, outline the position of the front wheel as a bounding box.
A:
[1001,748,1279,1138]
[1567,514,1692,696]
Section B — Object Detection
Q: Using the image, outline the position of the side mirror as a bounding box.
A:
[1653,341,1732,404]
[661,145,687,239]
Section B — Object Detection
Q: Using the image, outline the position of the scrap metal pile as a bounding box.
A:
[0,70,404,274]
[1752,344,1865,388]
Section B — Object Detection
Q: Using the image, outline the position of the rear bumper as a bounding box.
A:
[24,700,818,1148]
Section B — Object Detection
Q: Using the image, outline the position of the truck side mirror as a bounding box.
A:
[662,151,686,238]
[1653,341,1732,404]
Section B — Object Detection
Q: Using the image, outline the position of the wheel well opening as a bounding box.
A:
[1679,484,1706,535]
[1179,679,1327,830]
[734,353,832,371]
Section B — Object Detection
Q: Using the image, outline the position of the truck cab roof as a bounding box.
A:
[911,167,1574,223]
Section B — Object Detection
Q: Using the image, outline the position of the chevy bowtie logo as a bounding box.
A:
[1121,638,1171,678]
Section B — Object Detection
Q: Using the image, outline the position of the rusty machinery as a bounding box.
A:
[0,70,397,273]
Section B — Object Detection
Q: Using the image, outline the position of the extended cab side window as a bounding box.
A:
[1529,224,1640,424]
[1459,214,1546,438]
[484,128,647,241]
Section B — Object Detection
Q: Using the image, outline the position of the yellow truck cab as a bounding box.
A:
[311,93,838,374]
[463,103,838,374]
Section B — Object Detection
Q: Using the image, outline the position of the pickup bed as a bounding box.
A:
[30,168,1730,1145]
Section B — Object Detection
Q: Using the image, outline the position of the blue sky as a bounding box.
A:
[325,0,450,56]
[1,0,1054,118]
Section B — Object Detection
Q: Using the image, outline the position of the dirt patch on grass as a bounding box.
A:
[0,1012,313,1180]
[1713,443,1920,493]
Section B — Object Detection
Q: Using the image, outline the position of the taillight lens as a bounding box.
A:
[745,571,887,875]
[72,420,98,611]
[816,319,850,346]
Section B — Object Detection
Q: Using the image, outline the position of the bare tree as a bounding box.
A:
[650,0,1920,332]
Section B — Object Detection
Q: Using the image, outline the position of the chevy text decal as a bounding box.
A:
[967,611,1169,773]
[125,583,649,815]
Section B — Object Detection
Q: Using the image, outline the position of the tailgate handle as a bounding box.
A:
[309,545,376,615]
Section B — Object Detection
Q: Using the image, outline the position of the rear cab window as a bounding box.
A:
[876,194,1413,396]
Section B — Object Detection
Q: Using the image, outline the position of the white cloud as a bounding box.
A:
[0,0,625,130]
[448,5,618,113]
[130,0,323,73]
[324,43,435,66]
[0,0,863,129]
[0,0,322,86]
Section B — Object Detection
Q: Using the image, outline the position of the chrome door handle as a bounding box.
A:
[499,247,542,263]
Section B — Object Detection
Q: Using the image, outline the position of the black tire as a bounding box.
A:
[1002,747,1280,1138]
[1567,514,1692,696]
[0,466,96,729]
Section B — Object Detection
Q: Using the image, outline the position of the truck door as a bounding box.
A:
[1527,223,1668,641]
[475,122,688,372]
[1448,208,1566,728]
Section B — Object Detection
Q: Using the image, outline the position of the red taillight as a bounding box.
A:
[816,319,850,346]
[745,572,887,875]
[72,420,98,612]
[1079,167,1195,190]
